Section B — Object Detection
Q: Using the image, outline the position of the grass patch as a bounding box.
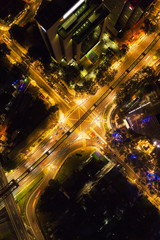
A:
[16,173,44,215]
[104,102,114,120]
[55,147,96,184]
[0,221,17,240]
[104,123,110,134]
[0,229,14,240]
[36,147,96,239]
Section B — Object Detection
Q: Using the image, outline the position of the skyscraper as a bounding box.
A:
[36,0,110,63]
[36,0,154,63]
[104,0,155,34]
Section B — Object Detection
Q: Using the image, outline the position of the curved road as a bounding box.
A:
[26,139,97,240]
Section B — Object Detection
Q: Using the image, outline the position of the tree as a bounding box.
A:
[11,62,29,80]
[49,104,59,113]
[142,66,154,75]
[75,79,95,94]
[0,154,17,172]
[28,46,42,62]
[6,86,50,146]
[100,69,118,86]
[9,24,25,45]
[0,43,11,58]
[119,44,129,57]
[63,65,80,85]
[39,179,60,212]
[155,49,160,57]
[142,19,157,34]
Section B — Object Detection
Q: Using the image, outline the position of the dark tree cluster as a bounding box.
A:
[75,79,95,95]
[116,66,157,107]
[0,44,12,88]
[142,19,158,34]
[39,179,60,212]
[9,23,52,69]
[9,24,26,45]
[0,43,11,58]
[0,60,12,88]
[0,153,17,172]
[98,69,118,87]
[61,65,80,86]
[6,86,55,146]
[119,44,129,58]
[10,62,29,80]
[37,165,160,240]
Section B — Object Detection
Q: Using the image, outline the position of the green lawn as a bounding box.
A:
[16,173,44,215]
[0,221,17,240]
[104,102,114,120]
[55,147,96,184]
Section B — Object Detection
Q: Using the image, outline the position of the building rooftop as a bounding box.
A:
[35,0,78,30]
[72,6,109,43]
[58,1,109,41]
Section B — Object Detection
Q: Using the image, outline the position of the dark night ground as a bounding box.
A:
[37,159,160,240]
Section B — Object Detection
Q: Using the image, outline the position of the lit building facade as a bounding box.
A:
[36,0,110,63]
[36,0,154,63]
[104,0,155,35]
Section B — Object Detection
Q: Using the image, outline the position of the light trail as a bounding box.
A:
[0,32,160,200]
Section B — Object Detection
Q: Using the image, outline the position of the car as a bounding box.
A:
[49,82,53,87]
[55,131,58,135]
[97,141,100,144]
[97,136,99,139]
[90,86,99,95]
[116,161,120,167]
[46,151,50,155]
[40,94,45,99]
[66,99,70,104]
[61,82,65,87]
[2,35,10,43]
[91,132,95,137]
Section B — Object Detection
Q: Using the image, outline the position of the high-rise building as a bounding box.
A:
[36,0,154,63]
[104,0,155,35]
[36,0,110,63]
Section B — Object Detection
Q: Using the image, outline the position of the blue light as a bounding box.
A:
[150,178,155,181]
[142,116,151,123]
[19,83,25,91]
[112,132,121,142]
[149,174,154,177]
[146,172,160,187]
[130,154,137,159]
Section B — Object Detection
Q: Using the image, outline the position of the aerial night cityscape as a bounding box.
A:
[0,0,160,239]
